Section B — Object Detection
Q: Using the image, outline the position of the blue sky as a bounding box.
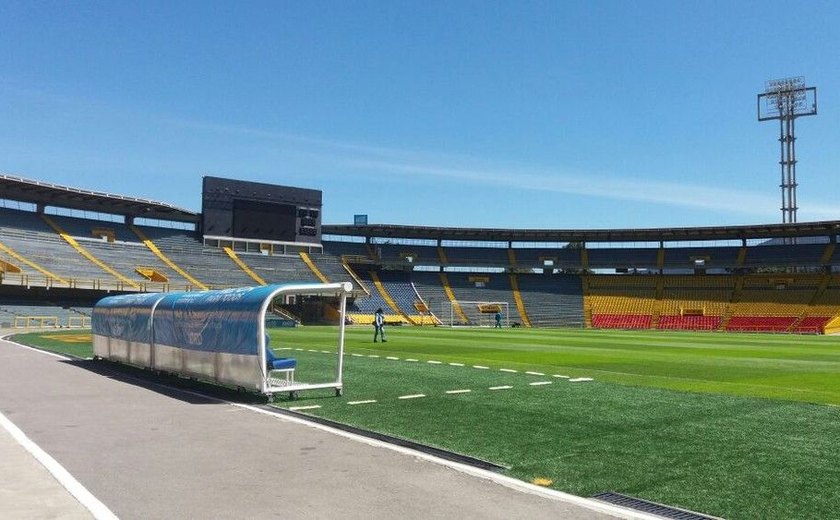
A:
[1,1,839,229]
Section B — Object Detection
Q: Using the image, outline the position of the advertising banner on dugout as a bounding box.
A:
[92,292,167,343]
[153,285,282,356]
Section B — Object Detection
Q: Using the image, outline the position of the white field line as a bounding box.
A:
[427,360,442,364]
[0,411,118,520]
[569,378,594,383]
[368,355,380,358]
[405,358,419,362]
[525,371,545,376]
[489,385,513,390]
[307,349,318,352]
[320,350,331,354]
[398,394,426,400]
[348,400,377,405]
[278,347,292,350]
[386,356,400,360]
[289,405,322,411]
[449,362,464,367]
[351,353,363,357]
[473,365,490,370]
[445,389,472,394]
[294,348,304,351]
[529,381,553,386]
[500,368,517,373]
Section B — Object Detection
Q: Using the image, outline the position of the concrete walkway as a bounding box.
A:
[0,338,658,519]
[0,421,94,519]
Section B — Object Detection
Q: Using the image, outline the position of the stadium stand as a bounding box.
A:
[411,272,455,322]
[229,252,319,285]
[0,296,93,328]
[660,246,741,269]
[742,243,825,267]
[346,269,409,325]
[512,248,582,270]
[442,247,509,267]
[587,248,659,269]
[437,272,522,325]
[374,243,440,266]
[2,176,840,334]
[322,241,373,262]
[306,253,358,286]
[516,274,584,327]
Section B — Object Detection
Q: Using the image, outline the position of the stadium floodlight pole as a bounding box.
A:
[757,77,817,224]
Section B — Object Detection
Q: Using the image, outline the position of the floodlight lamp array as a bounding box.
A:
[761,77,814,118]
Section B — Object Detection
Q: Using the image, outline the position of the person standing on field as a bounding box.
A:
[374,308,387,342]
[495,311,503,328]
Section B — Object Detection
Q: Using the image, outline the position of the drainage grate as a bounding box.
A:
[592,492,723,520]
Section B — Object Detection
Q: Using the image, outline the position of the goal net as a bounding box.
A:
[439,300,510,327]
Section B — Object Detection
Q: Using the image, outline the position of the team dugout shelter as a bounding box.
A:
[92,282,353,398]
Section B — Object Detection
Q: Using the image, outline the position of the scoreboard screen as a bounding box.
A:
[201,177,322,243]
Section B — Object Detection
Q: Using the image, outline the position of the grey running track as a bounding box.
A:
[0,337,654,520]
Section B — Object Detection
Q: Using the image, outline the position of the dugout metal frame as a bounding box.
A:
[92,281,352,398]
[258,282,352,397]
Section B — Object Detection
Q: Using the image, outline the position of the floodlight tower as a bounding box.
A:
[757,77,817,224]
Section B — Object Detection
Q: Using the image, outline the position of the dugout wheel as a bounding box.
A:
[335,388,343,397]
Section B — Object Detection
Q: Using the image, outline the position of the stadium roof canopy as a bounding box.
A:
[0,174,199,223]
[323,221,840,244]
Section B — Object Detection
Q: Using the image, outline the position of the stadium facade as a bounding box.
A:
[1,173,839,334]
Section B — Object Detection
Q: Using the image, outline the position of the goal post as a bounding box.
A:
[440,300,510,327]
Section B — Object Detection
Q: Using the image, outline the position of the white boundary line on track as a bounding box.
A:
[6,341,79,360]
[4,337,659,520]
[0,340,118,520]
[0,411,119,520]
[234,402,664,520]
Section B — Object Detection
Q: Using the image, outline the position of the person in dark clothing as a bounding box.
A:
[373,308,387,342]
[494,311,503,328]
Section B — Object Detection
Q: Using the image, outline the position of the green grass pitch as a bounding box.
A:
[14,327,840,519]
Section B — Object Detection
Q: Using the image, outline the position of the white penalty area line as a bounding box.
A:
[445,389,472,394]
[0,411,118,520]
[398,394,426,400]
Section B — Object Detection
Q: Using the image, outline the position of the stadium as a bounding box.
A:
[4,4,840,519]
[2,173,839,334]
[2,172,840,519]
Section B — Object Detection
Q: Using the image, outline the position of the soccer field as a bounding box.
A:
[15,327,840,519]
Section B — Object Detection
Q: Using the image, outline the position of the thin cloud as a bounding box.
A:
[165,117,840,220]
[6,82,831,222]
